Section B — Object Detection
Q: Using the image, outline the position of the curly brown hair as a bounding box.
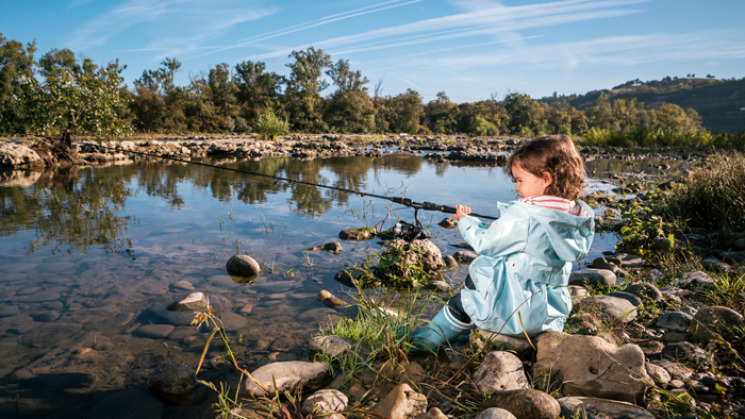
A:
[506,134,587,201]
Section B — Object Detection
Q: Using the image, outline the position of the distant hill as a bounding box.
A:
[540,77,745,133]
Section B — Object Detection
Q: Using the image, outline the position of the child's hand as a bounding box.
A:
[453,204,471,220]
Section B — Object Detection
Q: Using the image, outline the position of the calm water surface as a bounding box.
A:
[0,153,618,416]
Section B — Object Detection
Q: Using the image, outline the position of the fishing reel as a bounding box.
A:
[392,208,429,242]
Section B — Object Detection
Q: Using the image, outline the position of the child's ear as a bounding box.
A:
[542,171,553,186]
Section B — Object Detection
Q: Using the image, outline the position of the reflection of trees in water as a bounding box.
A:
[0,166,135,256]
[0,154,433,254]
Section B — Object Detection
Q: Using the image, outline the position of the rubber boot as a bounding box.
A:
[411,306,473,352]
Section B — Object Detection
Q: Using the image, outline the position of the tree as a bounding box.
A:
[34,48,131,137]
[234,60,283,125]
[324,59,375,133]
[0,34,37,133]
[586,92,613,130]
[131,58,181,132]
[653,103,701,133]
[283,46,331,132]
[207,63,239,132]
[424,92,458,134]
[391,89,425,134]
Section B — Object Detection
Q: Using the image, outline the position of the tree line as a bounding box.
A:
[0,34,707,140]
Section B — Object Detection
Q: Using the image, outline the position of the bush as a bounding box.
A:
[658,152,745,232]
[254,110,289,141]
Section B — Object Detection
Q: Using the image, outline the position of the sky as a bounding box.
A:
[2,0,744,103]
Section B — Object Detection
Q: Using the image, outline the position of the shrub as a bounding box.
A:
[254,110,289,141]
[658,152,745,232]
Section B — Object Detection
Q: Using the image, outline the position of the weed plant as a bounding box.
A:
[578,128,745,149]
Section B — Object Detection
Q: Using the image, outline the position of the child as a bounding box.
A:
[412,135,595,351]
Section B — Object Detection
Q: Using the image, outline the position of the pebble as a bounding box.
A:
[134,324,175,339]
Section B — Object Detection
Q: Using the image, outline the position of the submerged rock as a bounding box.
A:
[147,360,197,404]
[339,227,377,241]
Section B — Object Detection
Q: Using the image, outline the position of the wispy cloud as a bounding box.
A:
[243,0,646,62]
[66,0,276,54]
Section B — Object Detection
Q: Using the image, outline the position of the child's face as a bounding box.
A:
[512,164,550,198]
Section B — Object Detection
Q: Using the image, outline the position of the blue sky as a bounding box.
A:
[2,0,744,103]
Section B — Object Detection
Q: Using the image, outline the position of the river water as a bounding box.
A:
[0,152,619,417]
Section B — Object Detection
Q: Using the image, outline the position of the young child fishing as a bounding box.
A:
[411,134,595,351]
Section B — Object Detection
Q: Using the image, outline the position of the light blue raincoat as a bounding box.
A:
[458,199,595,337]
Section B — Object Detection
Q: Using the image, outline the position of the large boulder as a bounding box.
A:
[533,331,650,404]
[378,238,446,279]
[0,141,42,168]
[245,361,331,397]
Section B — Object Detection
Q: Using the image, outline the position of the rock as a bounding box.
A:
[226,254,261,277]
[651,359,694,381]
[568,285,590,304]
[168,292,209,312]
[135,324,175,339]
[454,250,478,265]
[645,362,671,385]
[655,311,693,333]
[171,280,195,291]
[426,280,451,293]
[474,408,518,419]
[334,268,377,287]
[594,295,637,323]
[322,241,343,254]
[472,351,530,395]
[318,290,347,308]
[701,256,731,272]
[661,341,709,366]
[672,271,713,287]
[309,335,353,358]
[606,291,643,307]
[534,331,649,404]
[147,360,197,404]
[652,236,673,252]
[559,396,655,418]
[309,242,343,254]
[245,361,331,397]
[0,305,20,318]
[443,255,458,268]
[0,142,43,167]
[625,283,664,302]
[339,227,376,241]
[87,388,165,419]
[589,257,627,276]
[370,383,427,419]
[687,305,745,341]
[438,217,458,229]
[471,330,536,360]
[301,389,348,415]
[415,408,450,419]
[484,389,561,419]
[378,238,446,278]
[568,269,616,287]
[607,253,644,268]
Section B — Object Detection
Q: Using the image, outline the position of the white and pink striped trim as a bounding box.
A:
[519,196,589,217]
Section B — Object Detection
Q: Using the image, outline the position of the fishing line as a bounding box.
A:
[99,145,499,221]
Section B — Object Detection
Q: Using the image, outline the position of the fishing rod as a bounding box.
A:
[98,145,499,221]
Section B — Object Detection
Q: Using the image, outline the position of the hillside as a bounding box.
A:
[541,77,745,133]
